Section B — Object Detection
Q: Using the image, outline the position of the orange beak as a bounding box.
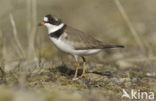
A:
[38,21,45,26]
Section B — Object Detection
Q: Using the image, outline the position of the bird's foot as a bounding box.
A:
[79,73,86,79]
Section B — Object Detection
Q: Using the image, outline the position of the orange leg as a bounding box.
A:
[79,62,86,78]
[79,56,86,78]
[73,63,80,79]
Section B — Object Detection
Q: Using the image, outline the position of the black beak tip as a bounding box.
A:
[38,23,42,26]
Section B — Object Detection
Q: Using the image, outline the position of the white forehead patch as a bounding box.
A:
[43,17,48,22]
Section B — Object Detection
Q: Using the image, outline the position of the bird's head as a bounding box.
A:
[38,14,62,27]
[39,14,64,33]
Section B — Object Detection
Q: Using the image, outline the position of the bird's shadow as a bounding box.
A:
[55,65,113,77]
[56,65,82,76]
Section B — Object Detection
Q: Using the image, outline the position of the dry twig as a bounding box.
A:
[114,0,145,54]
[9,14,25,58]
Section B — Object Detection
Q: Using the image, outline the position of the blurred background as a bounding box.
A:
[0,0,156,101]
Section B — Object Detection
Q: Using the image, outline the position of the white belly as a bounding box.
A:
[50,37,102,56]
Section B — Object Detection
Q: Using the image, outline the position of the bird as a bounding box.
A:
[39,14,124,80]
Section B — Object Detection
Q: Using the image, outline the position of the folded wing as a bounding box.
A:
[64,26,124,50]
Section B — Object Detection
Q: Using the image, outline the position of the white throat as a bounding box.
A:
[45,23,64,34]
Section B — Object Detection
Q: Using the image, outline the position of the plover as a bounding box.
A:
[39,14,124,79]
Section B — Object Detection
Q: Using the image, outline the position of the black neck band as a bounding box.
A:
[49,24,67,38]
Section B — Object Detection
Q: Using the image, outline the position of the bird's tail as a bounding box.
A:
[103,45,124,49]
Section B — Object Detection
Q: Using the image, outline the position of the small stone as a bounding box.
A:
[132,78,137,82]
[72,78,79,81]
[124,81,132,87]
[146,72,156,77]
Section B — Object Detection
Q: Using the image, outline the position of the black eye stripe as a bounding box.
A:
[44,21,49,23]
[44,20,53,23]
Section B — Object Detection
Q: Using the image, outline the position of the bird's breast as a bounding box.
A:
[49,37,74,53]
